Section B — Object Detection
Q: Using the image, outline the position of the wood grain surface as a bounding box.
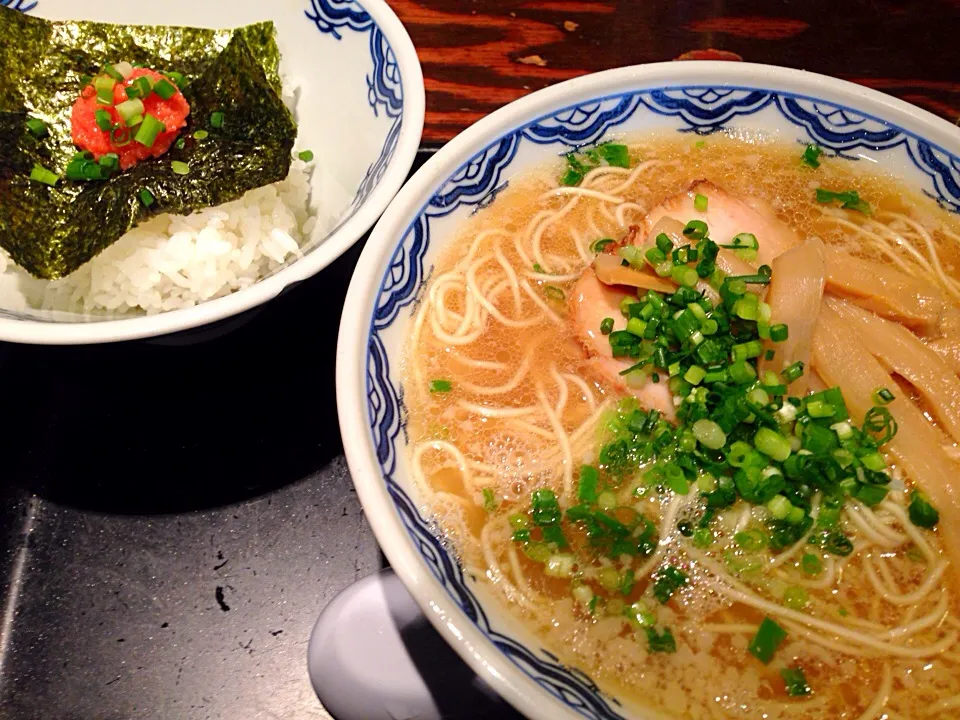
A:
[388,0,960,145]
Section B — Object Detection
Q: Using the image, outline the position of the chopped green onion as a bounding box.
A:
[544,285,565,301]
[138,188,155,207]
[692,419,726,450]
[29,164,58,186]
[210,111,225,129]
[127,76,153,100]
[153,78,178,100]
[165,71,186,88]
[98,153,120,173]
[734,529,767,551]
[909,490,939,528]
[801,553,822,576]
[298,149,315,162]
[769,324,788,342]
[694,193,708,212]
[645,626,676,653]
[26,118,48,138]
[193,130,209,140]
[544,553,575,578]
[175,137,186,150]
[652,565,688,604]
[95,109,114,132]
[600,317,614,335]
[683,220,708,240]
[171,161,190,176]
[113,61,135,79]
[782,361,805,384]
[134,114,166,148]
[102,63,125,81]
[482,488,497,512]
[872,387,895,405]
[115,98,145,125]
[801,144,822,169]
[780,667,811,696]
[671,265,698,287]
[816,188,870,214]
[748,617,787,664]
[577,465,599,503]
[591,238,615,253]
[430,379,452,393]
[783,586,808,610]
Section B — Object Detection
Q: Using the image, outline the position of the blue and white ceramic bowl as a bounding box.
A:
[0,0,423,343]
[337,62,960,719]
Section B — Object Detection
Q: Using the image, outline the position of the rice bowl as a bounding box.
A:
[0,0,424,343]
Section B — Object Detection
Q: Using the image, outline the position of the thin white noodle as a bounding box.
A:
[924,694,960,716]
[615,201,647,227]
[457,401,538,418]
[685,544,958,658]
[519,279,563,325]
[508,419,558,441]
[634,496,684,580]
[542,187,625,205]
[466,255,541,329]
[449,354,507,371]
[768,494,821,569]
[550,365,570,416]
[537,382,574,503]
[880,502,939,562]
[562,373,597,412]
[606,159,663,196]
[569,226,592,265]
[530,197,581,271]
[494,241,523,314]
[845,504,906,548]
[863,554,949,607]
[856,663,892,720]
[457,347,535,396]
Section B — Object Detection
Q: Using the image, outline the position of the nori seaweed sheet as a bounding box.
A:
[0,8,296,279]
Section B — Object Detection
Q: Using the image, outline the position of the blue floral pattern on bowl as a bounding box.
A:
[365,85,960,718]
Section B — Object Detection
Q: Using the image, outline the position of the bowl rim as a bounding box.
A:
[338,60,960,720]
[0,0,425,345]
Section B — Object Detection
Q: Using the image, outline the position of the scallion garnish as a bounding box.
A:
[645,626,676,653]
[872,386,895,405]
[94,109,114,132]
[600,317,614,335]
[694,193,708,212]
[482,488,497,512]
[591,238,615,253]
[780,667,811,696]
[298,149,314,162]
[138,188,155,207]
[909,490,939,528]
[102,63,125,81]
[134,114,166,148]
[801,144,822,168]
[171,161,190,176]
[26,117,48,138]
[193,130,209,140]
[116,98,144,126]
[210,111,225,129]
[748,617,787,664]
[153,78,178,100]
[430,379,452,393]
[816,188,870,214]
[545,285,565,301]
[29,164,58,186]
[165,71,186,88]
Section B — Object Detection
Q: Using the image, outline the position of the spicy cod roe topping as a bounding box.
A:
[71,68,190,170]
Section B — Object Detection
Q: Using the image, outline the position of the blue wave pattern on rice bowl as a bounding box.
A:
[349,67,960,720]
[0,0,415,326]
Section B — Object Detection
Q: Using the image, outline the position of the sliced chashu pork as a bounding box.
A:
[639,180,800,267]
[569,267,676,421]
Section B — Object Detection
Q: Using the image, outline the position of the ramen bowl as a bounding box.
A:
[0,0,423,344]
[337,62,960,719]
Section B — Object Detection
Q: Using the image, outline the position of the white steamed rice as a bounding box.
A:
[0,158,317,316]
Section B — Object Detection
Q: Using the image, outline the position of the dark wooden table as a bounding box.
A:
[389,0,960,146]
